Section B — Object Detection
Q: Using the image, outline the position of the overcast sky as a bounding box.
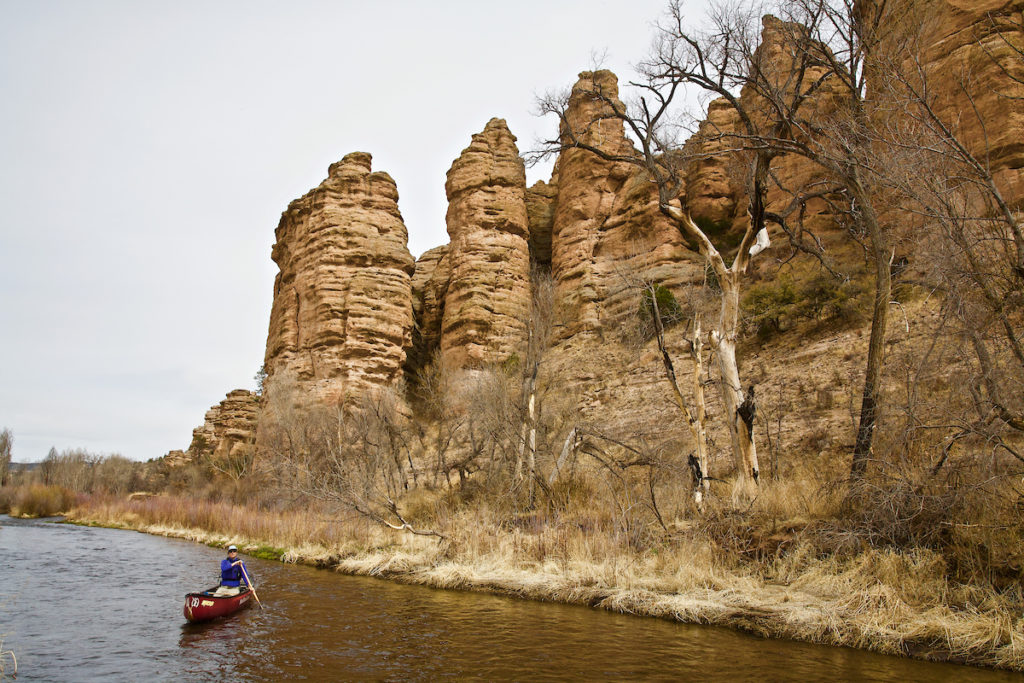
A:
[0,0,707,462]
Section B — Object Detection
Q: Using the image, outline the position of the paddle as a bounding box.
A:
[238,561,263,610]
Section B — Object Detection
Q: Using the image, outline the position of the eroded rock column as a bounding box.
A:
[438,118,531,369]
[263,152,415,405]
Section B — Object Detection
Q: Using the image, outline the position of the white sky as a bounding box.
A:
[0,0,706,462]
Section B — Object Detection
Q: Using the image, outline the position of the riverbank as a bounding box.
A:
[65,493,1024,673]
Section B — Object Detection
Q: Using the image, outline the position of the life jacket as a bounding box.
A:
[220,558,243,586]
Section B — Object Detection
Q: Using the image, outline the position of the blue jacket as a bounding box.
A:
[220,557,248,587]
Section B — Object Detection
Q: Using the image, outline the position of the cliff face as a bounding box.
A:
[263,152,415,405]
[179,5,1023,464]
[440,118,532,368]
[682,16,848,243]
[551,70,696,339]
[890,0,1024,203]
[186,389,259,463]
[683,97,744,232]
[525,179,557,268]
[408,244,450,374]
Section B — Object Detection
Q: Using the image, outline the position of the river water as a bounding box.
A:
[0,515,1018,682]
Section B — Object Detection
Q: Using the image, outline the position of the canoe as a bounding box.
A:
[183,587,254,623]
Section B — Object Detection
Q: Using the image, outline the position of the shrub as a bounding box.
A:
[742,272,867,339]
[639,283,684,338]
[10,484,78,517]
[743,275,799,338]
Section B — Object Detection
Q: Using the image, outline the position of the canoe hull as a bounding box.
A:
[183,587,253,623]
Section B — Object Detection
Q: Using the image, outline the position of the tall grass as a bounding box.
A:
[71,494,386,563]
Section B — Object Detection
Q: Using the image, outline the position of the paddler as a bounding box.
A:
[213,545,251,596]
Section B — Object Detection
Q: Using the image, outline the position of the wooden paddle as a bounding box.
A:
[238,562,263,610]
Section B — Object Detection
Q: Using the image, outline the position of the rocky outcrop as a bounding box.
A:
[887,0,1024,204]
[186,389,260,463]
[263,152,415,405]
[551,71,696,339]
[440,118,531,368]
[409,244,451,373]
[551,71,638,337]
[526,179,558,268]
[682,16,849,244]
[683,97,745,232]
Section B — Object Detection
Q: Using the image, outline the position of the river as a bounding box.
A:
[0,514,1018,682]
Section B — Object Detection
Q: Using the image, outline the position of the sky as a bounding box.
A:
[0,0,705,462]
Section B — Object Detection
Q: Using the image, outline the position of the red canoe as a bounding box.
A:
[183,587,254,623]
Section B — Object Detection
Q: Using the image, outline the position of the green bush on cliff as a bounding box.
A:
[639,283,684,338]
[743,272,866,339]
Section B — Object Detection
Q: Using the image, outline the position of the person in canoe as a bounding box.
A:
[213,545,251,596]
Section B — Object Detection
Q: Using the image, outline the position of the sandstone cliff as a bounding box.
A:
[683,15,849,245]
[186,389,259,464]
[525,179,557,268]
[551,70,697,339]
[408,244,450,374]
[884,0,1024,203]
[439,118,532,368]
[176,5,1023,479]
[263,152,415,405]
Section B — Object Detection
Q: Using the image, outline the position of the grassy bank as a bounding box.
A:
[63,489,1024,672]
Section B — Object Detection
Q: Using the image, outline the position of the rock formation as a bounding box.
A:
[550,70,696,339]
[263,152,415,405]
[526,179,558,268]
[683,16,848,244]
[440,118,532,368]
[683,97,744,232]
[175,5,1024,474]
[186,389,260,464]
[882,0,1024,203]
[408,244,450,373]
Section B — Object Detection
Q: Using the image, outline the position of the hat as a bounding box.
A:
[228,545,237,551]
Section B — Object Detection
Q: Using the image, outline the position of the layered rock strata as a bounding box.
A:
[683,97,745,232]
[883,0,1024,204]
[263,152,415,405]
[551,71,695,339]
[685,16,847,245]
[408,244,451,373]
[440,118,531,368]
[186,389,260,463]
[525,179,558,268]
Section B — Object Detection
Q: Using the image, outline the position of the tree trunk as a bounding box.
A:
[647,284,710,505]
[527,386,537,506]
[713,271,759,494]
[850,194,891,479]
[689,318,710,506]
[514,363,539,506]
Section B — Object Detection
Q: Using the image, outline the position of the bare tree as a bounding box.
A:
[513,266,560,506]
[537,0,933,483]
[611,252,714,506]
[870,6,1024,469]
[258,369,444,537]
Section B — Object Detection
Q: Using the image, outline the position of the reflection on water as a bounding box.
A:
[0,514,1019,682]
